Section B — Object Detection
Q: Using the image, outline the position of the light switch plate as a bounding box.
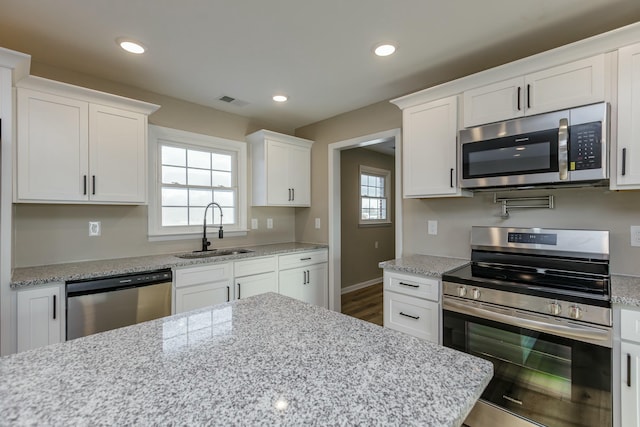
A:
[251,218,258,229]
[267,218,273,229]
[428,220,438,235]
[631,226,640,247]
[315,218,321,229]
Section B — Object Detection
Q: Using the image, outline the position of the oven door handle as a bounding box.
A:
[444,298,611,347]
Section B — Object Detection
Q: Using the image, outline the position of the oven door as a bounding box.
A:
[443,297,612,427]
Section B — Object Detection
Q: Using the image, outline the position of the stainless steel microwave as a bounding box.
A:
[459,102,609,189]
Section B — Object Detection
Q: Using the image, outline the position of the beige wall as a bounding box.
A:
[294,100,402,244]
[340,148,395,288]
[13,63,297,267]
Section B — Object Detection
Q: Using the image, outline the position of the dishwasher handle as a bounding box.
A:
[67,269,172,296]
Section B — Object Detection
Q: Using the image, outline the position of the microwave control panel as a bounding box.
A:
[569,121,602,171]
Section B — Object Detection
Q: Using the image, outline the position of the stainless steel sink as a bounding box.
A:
[175,248,254,259]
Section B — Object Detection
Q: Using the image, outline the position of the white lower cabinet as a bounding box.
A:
[17,284,64,352]
[383,270,440,344]
[174,263,232,314]
[234,256,277,300]
[278,250,328,308]
[621,308,640,427]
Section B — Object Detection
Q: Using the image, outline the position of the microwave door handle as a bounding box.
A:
[558,118,569,180]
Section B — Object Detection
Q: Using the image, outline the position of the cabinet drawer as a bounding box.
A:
[384,271,439,301]
[278,249,328,270]
[174,263,231,288]
[234,256,276,277]
[622,309,640,342]
[384,291,439,343]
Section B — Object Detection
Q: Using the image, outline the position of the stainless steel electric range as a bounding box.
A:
[442,226,612,427]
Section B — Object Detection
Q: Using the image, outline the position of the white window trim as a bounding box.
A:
[148,125,248,241]
[359,165,391,226]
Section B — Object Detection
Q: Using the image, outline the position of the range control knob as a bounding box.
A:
[457,286,468,298]
[549,302,562,316]
[569,305,583,319]
[471,288,481,300]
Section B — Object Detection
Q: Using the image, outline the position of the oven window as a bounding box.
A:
[443,310,611,427]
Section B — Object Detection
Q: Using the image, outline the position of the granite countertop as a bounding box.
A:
[379,254,640,309]
[0,293,493,426]
[379,254,469,278]
[11,242,327,289]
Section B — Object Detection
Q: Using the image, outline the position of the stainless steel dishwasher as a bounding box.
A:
[66,269,172,340]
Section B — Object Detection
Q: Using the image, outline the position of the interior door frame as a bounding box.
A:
[327,128,402,312]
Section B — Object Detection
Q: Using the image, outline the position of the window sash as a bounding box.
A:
[359,166,390,224]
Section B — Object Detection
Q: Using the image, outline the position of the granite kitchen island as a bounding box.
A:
[0,293,492,426]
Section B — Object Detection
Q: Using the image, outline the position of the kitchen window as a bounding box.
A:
[360,166,390,225]
[148,125,247,240]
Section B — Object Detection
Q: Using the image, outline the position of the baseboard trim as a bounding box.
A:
[341,277,383,294]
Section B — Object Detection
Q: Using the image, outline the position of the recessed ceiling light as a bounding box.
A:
[374,43,396,57]
[117,38,146,54]
[273,95,288,102]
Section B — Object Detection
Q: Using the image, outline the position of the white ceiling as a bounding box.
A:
[1,1,639,131]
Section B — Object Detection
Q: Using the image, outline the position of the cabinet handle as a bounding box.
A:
[622,148,627,176]
[52,295,56,320]
[628,353,632,387]
[399,281,419,288]
[92,175,96,195]
[450,168,454,188]
[526,84,531,109]
[227,286,230,302]
[303,270,307,284]
[517,86,521,111]
[307,270,310,284]
[300,257,312,261]
[83,175,87,195]
[237,283,241,299]
[399,312,420,320]
[292,188,295,201]
[288,188,292,201]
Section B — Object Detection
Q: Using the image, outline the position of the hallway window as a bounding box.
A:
[360,166,390,225]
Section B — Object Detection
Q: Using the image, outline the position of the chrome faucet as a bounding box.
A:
[201,202,223,251]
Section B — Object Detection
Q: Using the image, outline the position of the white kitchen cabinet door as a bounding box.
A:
[175,281,231,314]
[17,284,64,352]
[463,55,605,128]
[236,272,277,300]
[88,104,147,203]
[247,130,313,207]
[17,88,89,202]
[279,263,328,308]
[463,76,524,127]
[621,341,640,427]
[614,43,640,189]
[402,95,465,198]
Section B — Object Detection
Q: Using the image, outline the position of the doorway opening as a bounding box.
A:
[327,129,402,320]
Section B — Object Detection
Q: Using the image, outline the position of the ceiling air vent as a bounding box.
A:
[217,95,249,107]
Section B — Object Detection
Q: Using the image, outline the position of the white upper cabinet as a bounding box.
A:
[613,42,640,190]
[401,95,467,198]
[247,130,313,207]
[15,76,159,204]
[463,54,605,127]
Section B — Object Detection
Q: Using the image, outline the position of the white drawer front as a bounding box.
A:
[234,256,276,277]
[175,263,231,288]
[279,249,328,270]
[384,291,439,343]
[384,271,439,301]
[622,309,640,342]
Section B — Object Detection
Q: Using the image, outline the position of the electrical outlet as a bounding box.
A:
[89,221,101,237]
[251,218,258,229]
[267,218,273,229]
[631,226,640,247]
[315,218,321,229]
[374,241,379,249]
[428,220,438,235]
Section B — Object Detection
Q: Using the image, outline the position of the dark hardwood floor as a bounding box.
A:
[341,283,383,326]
